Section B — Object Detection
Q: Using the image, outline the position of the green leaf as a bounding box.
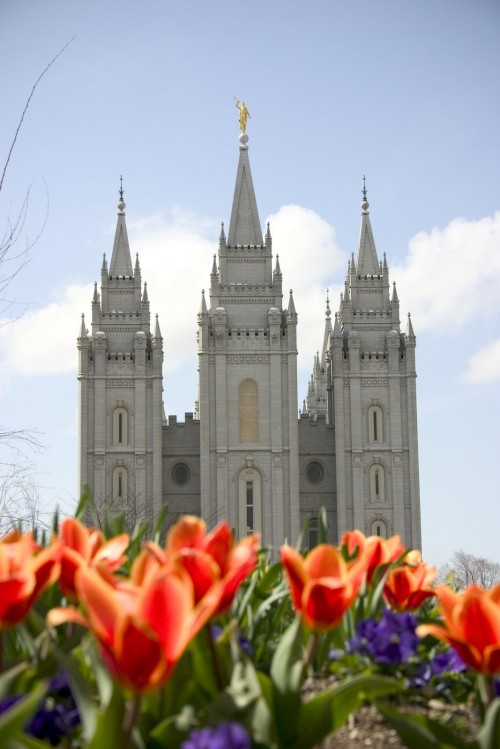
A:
[269,616,304,747]
[50,641,98,742]
[85,682,127,749]
[0,662,30,700]
[476,698,500,749]
[317,506,328,544]
[75,485,94,520]
[377,702,471,749]
[0,681,47,744]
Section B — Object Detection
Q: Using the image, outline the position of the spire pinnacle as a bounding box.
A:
[274,253,282,276]
[325,289,331,318]
[356,180,379,274]
[211,254,218,276]
[199,289,208,315]
[118,176,125,214]
[110,187,133,277]
[219,221,226,241]
[79,313,87,338]
[227,132,263,246]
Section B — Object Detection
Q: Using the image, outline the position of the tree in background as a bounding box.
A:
[437,549,500,590]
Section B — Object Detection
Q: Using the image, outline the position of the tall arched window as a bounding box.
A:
[239,379,259,443]
[369,464,386,502]
[368,405,383,443]
[308,517,319,550]
[112,465,128,502]
[113,407,128,446]
[372,519,388,538]
[238,467,261,537]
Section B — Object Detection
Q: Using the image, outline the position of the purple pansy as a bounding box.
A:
[348,610,420,665]
[182,722,251,749]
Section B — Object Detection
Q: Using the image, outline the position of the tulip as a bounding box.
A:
[417,584,500,676]
[0,530,61,631]
[280,543,366,632]
[341,530,405,585]
[59,518,129,599]
[48,563,222,692]
[383,552,436,611]
[137,516,259,616]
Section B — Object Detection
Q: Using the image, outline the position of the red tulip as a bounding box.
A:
[59,518,129,599]
[137,516,259,615]
[48,563,221,692]
[280,543,365,632]
[341,530,405,584]
[0,530,61,630]
[383,552,436,611]
[417,584,500,676]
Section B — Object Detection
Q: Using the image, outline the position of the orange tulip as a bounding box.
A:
[341,530,405,584]
[0,530,61,630]
[280,543,366,632]
[48,563,222,692]
[137,516,259,616]
[383,552,436,611]
[59,518,129,599]
[417,584,500,676]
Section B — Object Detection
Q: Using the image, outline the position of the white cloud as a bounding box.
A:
[265,204,346,371]
[392,212,500,332]
[460,338,500,384]
[0,284,93,378]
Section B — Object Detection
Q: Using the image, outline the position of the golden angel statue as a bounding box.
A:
[235,99,250,133]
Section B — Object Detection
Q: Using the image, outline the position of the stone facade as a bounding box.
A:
[78,137,421,550]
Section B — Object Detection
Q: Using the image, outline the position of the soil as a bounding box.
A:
[301,677,481,748]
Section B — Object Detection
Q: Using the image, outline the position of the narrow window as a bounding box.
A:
[370,464,385,502]
[113,407,128,446]
[368,405,383,443]
[238,468,261,538]
[246,481,254,533]
[308,517,319,550]
[118,472,123,498]
[374,469,380,498]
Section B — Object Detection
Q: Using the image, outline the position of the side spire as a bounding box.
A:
[356,177,379,275]
[109,178,133,277]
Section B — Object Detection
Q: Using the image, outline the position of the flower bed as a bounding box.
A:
[0,504,499,748]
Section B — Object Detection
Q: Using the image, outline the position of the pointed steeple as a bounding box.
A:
[142,282,149,304]
[211,254,218,276]
[274,253,282,276]
[154,313,162,339]
[109,179,133,277]
[265,222,272,246]
[79,313,87,339]
[406,312,415,339]
[227,135,263,246]
[356,177,379,275]
[199,289,208,316]
[287,289,297,317]
[391,281,399,303]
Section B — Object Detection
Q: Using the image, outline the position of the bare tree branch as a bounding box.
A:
[0,36,76,194]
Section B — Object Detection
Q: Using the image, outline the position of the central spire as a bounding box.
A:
[227,128,263,247]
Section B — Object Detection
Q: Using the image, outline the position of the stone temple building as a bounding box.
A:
[77,128,422,551]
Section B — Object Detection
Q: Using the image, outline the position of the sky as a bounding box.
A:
[1,0,499,569]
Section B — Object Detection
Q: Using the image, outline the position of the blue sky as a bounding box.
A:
[1,0,499,568]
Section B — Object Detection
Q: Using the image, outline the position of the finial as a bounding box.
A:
[118,176,126,214]
[361,175,369,214]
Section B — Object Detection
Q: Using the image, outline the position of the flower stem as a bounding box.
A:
[478,674,495,712]
[205,625,226,690]
[122,692,141,749]
[303,631,318,673]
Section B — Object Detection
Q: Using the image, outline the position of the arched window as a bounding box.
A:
[368,405,383,443]
[113,407,128,446]
[238,467,261,537]
[239,379,259,443]
[369,464,386,502]
[112,465,128,502]
[308,517,319,550]
[372,519,388,538]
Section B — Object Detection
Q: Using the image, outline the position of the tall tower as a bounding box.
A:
[327,184,421,549]
[77,186,164,524]
[197,130,300,548]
